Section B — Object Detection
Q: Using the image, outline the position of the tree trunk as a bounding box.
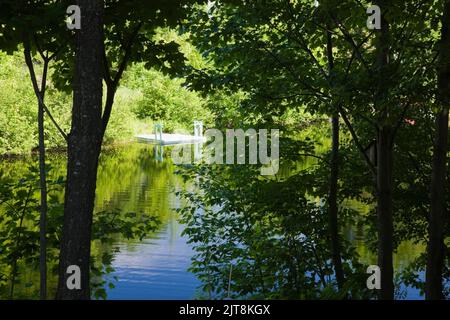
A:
[376,126,394,300]
[426,109,448,300]
[23,42,49,300]
[326,24,345,291]
[56,0,104,300]
[374,0,394,300]
[38,92,48,300]
[426,0,450,300]
[329,114,345,290]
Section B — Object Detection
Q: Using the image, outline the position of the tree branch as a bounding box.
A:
[338,104,377,176]
[390,101,411,144]
[101,22,143,133]
[102,48,113,87]
[24,39,68,142]
[258,43,330,103]
[330,14,372,74]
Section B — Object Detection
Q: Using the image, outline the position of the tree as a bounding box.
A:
[0,0,69,299]
[185,0,442,299]
[56,0,207,299]
[426,0,450,300]
[316,0,438,299]
[326,29,345,290]
[186,0,354,292]
[372,0,394,300]
[55,0,104,300]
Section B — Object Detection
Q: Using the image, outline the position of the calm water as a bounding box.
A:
[105,219,200,299]
[93,143,201,299]
[0,142,425,299]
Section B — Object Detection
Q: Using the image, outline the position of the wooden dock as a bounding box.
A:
[136,133,206,145]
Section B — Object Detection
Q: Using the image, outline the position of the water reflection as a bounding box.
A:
[93,144,200,299]
[0,143,200,299]
[0,142,425,299]
[105,217,200,299]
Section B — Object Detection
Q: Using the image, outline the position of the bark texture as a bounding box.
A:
[56,0,104,300]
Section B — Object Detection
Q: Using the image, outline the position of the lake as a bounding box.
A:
[0,142,425,299]
[91,143,202,299]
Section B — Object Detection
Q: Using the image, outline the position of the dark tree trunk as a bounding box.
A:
[24,42,49,300]
[426,109,448,300]
[329,114,345,290]
[426,0,450,300]
[38,90,48,300]
[374,0,394,300]
[376,126,394,300]
[56,0,104,300]
[326,25,344,291]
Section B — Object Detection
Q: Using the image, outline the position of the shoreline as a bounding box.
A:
[0,138,136,161]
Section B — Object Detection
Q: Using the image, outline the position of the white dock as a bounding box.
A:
[136,133,206,145]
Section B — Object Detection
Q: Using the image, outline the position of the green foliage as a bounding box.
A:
[1,0,449,301]
[0,52,38,154]
[102,87,143,143]
[0,48,215,154]
[0,51,72,154]
[181,0,450,299]
[0,164,64,299]
[126,64,213,133]
[177,157,374,299]
[0,159,161,299]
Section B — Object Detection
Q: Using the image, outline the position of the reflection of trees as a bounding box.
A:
[179,163,375,299]
[0,144,182,298]
[95,144,181,224]
[0,145,181,226]
[180,146,429,300]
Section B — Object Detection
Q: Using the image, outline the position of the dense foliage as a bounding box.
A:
[0,0,449,300]
[0,51,213,154]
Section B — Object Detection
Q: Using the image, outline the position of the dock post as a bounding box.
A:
[193,121,203,138]
[155,144,164,161]
[154,123,163,143]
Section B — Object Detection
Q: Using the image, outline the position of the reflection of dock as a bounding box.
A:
[136,133,206,145]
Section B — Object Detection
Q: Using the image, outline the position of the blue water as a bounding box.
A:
[105,217,200,300]
[104,218,424,300]
[96,144,425,300]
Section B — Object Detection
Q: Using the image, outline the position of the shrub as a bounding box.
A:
[128,65,213,133]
